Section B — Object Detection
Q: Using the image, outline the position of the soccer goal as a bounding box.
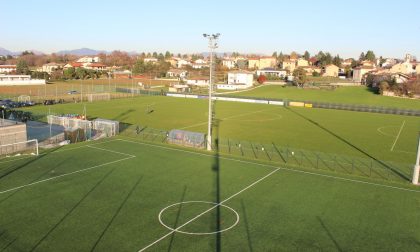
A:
[92,119,119,137]
[0,139,39,158]
[17,95,31,103]
[87,93,111,102]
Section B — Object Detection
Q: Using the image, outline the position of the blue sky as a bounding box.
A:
[2,0,420,58]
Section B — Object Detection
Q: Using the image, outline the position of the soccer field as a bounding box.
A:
[23,95,420,166]
[1,138,420,251]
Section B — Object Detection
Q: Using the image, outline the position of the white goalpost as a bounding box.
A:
[87,93,111,102]
[0,139,39,158]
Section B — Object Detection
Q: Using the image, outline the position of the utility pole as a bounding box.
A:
[203,33,220,151]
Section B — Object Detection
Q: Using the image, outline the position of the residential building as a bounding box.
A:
[186,76,210,87]
[390,61,416,75]
[259,57,277,69]
[0,75,46,85]
[353,66,376,82]
[113,70,132,79]
[296,58,309,67]
[167,69,188,79]
[236,57,248,69]
[177,59,191,68]
[85,63,107,71]
[281,60,296,73]
[248,58,260,69]
[165,58,179,67]
[342,59,353,67]
[222,58,236,69]
[41,62,63,73]
[360,60,375,67]
[380,58,397,68]
[76,56,100,63]
[191,63,209,69]
[0,65,16,73]
[300,66,322,76]
[256,68,287,78]
[144,58,158,64]
[323,64,339,77]
[64,62,83,69]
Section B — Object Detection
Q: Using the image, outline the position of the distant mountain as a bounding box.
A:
[56,48,108,56]
[0,47,17,56]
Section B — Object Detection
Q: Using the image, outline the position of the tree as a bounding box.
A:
[257,75,267,84]
[165,51,171,59]
[290,51,298,60]
[152,52,158,58]
[278,52,285,62]
[21,50,34,56]
[332,54,342,67]
[64,67,76,79]
[293,67,307,87]
[16,59,30,74]
[272,52,278,58]
[303,51,310,60]
[379,81,390,94]
[359,52,365,62]
[365,50,376,62]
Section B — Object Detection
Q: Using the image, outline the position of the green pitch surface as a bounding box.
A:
[24,96,420,166]
[1,138,420,251]
[230,85,420,110]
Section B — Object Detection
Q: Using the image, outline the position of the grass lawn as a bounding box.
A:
[231,85,420,110]
[22,96,420,166]
[1,138,420,251]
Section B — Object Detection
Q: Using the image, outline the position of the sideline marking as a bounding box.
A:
[377,126,398,137]
[179,108,276,130]
[158,201,240,235]
[118,138,420,194]
[138,168,280,252]
[391,120,406,151]
[0,156,134,194]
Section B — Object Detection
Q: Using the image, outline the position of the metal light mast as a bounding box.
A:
[203,33,220,151]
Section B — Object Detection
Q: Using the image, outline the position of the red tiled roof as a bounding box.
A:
[0,65,17,68]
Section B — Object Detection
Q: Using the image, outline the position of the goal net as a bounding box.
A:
[87,93,111,102]
[0,139,39,158]
[92,119,119,137]
[17,95,31,102]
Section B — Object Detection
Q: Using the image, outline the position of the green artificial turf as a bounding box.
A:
[0,139,419,251]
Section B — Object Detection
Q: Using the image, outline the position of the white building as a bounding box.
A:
[0,65,16,73]
[256,68,287,78]
[167,69,188,79]
[222,58,236,69]
[41,62,63,74]
[76,56,100,63]
[218,70,254,90]
[0,75,46,85]
[191,63,209,69]
[353,66,376,82]
[177,59,191,68]
[144,58,158,63]
[186,77,210,87]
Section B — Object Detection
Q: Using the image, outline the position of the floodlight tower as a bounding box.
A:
[203,33,220,151]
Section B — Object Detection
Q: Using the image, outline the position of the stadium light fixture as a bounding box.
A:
[203,33,220,151]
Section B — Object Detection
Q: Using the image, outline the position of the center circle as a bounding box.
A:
[158,201,240,235]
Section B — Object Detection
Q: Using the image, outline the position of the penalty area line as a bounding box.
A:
[0,155,134,195]
[390,120,405,152]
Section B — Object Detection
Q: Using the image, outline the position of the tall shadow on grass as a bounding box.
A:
[240,199,254,252]
[286,107,409,181]
[90,176,143,252]
[112,109,135,122]
[211,119,221,252]
[29,168,116,252]
[167,186,187,252]
[317,216,342,252]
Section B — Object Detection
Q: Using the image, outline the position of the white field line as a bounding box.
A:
[0,155,134,194]
[118,138,420,193]
[179,108,275,130]
[87,145,136,158]
[138,168,281,252]
[391,120,406,152]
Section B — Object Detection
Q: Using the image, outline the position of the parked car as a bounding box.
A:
[67,90,78,94]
